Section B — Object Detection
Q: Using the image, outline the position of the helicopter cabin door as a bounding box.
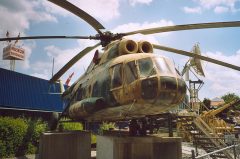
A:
[110,63,124,103]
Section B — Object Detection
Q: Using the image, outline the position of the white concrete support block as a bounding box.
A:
[39,131,91,159]
[97,135,182,159]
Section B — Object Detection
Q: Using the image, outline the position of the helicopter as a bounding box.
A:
[1,0,240,134]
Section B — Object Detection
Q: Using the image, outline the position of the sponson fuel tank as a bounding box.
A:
[68,97,105,119]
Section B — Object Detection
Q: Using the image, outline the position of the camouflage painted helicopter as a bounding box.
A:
[1,0,240,131]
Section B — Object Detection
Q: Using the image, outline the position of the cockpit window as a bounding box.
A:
[138,57,156,78]
[111,64,122,88]
[155,57,175,75]
[125,61,138,84]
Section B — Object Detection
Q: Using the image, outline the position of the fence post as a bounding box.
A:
[168,113,173,137]
[195,139,198,156]
[233,142,236,159]
[191,150,195,159]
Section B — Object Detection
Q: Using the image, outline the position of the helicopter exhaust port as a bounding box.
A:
[118,39,138,54]
[138,41,153,53]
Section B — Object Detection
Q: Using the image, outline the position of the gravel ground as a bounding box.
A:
[182,142,210,159]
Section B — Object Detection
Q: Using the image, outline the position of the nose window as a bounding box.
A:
[111,64,122,88]
[155,57,174,75]
[125,61,138,84]
[138,57,156,78]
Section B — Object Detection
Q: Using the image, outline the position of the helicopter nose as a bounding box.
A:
[140,76,186,104]
[177,78,187,95]
[140,76,178,100]
[158,76,186,104]
[160,76,177,90]
[141,77,158,100]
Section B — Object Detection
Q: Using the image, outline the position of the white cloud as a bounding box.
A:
[113,20,174,33]
[112,20,174,43]
[41,0,120,22]
[184,0,238,14]
[129,0,153,6]
[30,61,54,80]
[66,0,120,22]
[20,41,36,69]
[0,0,58,71]
[110,20,174,49]
[42,0,154,22]
[31,72,50,80]
[40,0,70,17]
[197,0,235,9]
[183,6,202,14]
[40,39,100,83]
[214,6,229,13]
[198,50,240,98]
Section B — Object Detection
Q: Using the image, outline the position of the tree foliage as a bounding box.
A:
[0,117,47,158]
[221,93,240,110]
[202,98,211,110]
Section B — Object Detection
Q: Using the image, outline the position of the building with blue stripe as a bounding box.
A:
[0,68,64,116]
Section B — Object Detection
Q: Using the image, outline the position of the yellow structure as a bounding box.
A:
[200,99,239,134]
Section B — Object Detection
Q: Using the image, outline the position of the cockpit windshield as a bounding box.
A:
[138,57,156,78]
[123,57,175,82]
[154,57,175,75]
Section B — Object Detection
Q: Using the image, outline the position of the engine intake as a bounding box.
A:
[138,41,153,53]
[119,39,138,55]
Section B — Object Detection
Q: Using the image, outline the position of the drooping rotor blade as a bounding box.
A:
[48,0,105,33]
[0,35,94,42]
[153,44,240,71]
[125,21,240,35]
[49,42,101,83]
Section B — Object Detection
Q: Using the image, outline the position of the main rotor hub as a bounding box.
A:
[93,31,125,47]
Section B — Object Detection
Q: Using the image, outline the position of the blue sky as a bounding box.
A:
[0,0,240,100]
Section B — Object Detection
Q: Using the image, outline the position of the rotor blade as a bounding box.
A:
[125,21,240,35]
[48,0,105,33]
[0,35,93,41]
[49,42,101,83]
[153,44,240,71]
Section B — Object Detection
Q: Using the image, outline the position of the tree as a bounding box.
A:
[221,93,240,110]
[202,98,211,110]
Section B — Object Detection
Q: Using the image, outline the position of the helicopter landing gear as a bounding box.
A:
[129,118,148,136]
[129,119,139,136]
[48,112,59,131]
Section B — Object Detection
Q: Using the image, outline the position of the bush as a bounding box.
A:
[61,122,83,131]
[60,121,97,144]
[98,122,116,134]
[0,117,27,158]
[0,140,6,158]
[31,120,47,148]
[100,122,116,131]
[91,134,96,144]
[0,117,47,158]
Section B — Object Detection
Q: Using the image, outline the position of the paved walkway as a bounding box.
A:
[6,151,96,159]
[6,154,38,159]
